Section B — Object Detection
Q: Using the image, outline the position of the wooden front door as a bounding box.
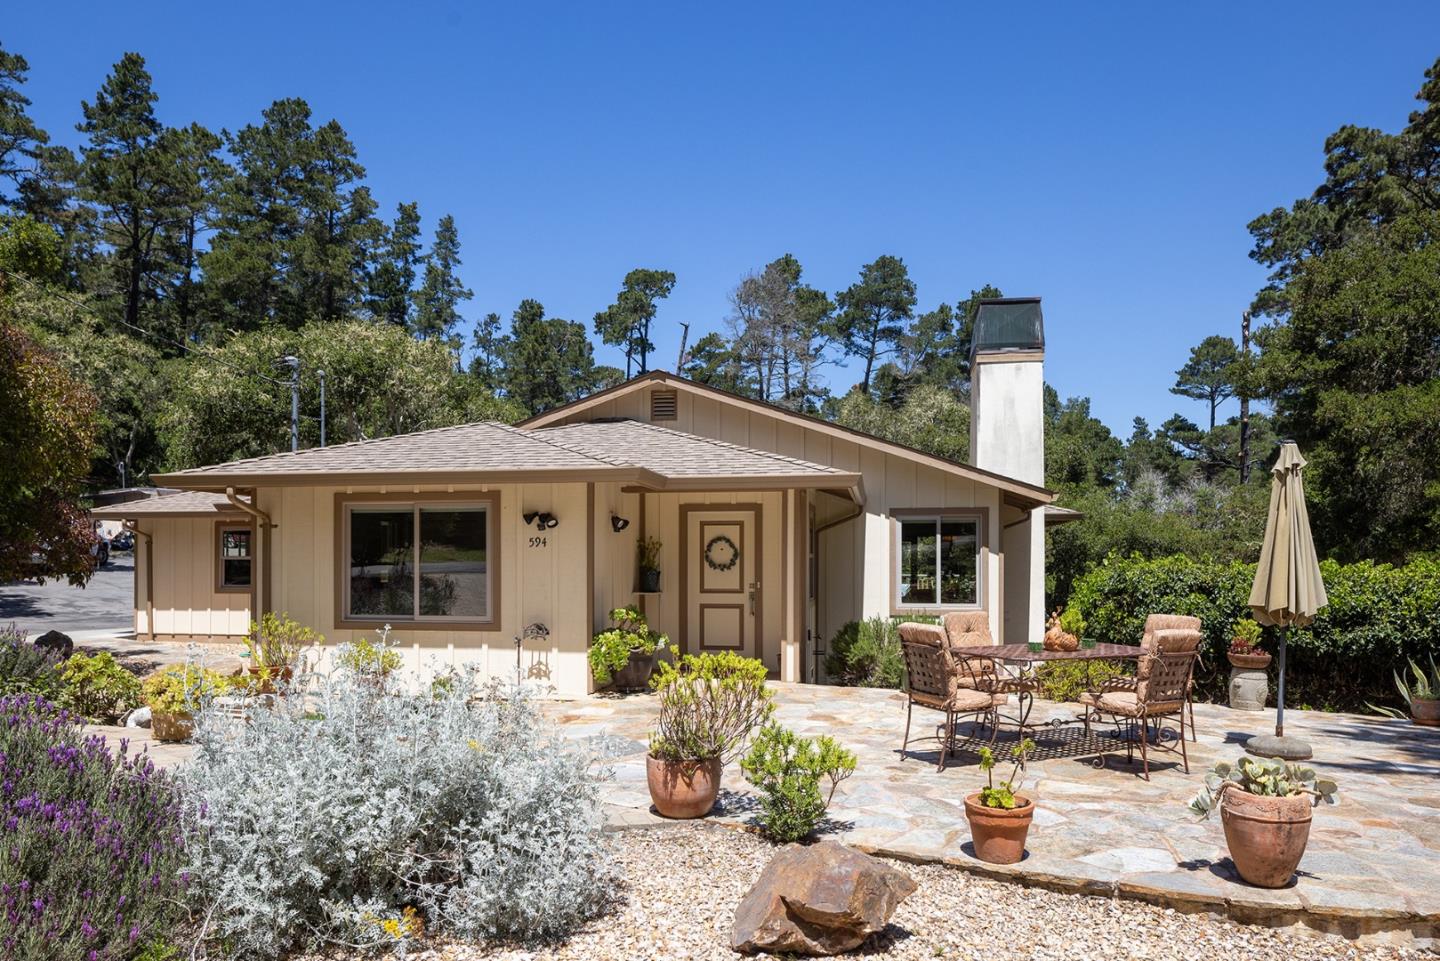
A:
[685,507,760,663]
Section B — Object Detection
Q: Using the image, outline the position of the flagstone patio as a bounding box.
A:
[548,683,1440,947]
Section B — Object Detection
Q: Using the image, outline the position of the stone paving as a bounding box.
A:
[96,681,1440,946]
[549,683,1440,946]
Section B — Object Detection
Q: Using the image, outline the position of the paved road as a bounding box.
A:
[1,555,136,637]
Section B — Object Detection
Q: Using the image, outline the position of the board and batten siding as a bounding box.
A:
[539,385,1006,651]
[136,516,252,639]
[260,481,592,695]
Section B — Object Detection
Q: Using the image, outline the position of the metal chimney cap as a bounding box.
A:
[972,297,1044,358]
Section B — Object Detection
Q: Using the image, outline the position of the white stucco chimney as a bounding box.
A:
[968,297,1046,646]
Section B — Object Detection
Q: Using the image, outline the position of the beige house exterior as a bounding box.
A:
[93,299,1067,696]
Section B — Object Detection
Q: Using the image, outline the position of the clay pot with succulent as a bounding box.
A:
[588,605,668,692]
[964,738,1036,864]
[245,611,321,694]
[142,664,232,742]
[1226,617,1270,669]
[1370,655,1440,727]
[1226,617,1270,712]
[1187,756,1338,888]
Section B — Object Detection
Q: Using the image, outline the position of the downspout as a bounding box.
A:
[227,488,274,618]
[122,520,153,640]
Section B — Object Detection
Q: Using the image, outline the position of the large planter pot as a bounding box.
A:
[1219,789,1312,888]
[646,755,722,819]
[610,648,657,693]
[638,568,662,593]
[151,710,194,743]
[1228,665,1270,714]
[1411,697,1440,727]
[1227,651,1272,670]
[246,664,294,695]
[964,793,1034,864]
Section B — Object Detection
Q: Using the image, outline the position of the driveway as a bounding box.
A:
[1,554,136,637]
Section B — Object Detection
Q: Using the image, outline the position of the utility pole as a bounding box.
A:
[675,322,690,373]
[317,369,327,448]
[1239,310,1251,484]
[280,355,300,453]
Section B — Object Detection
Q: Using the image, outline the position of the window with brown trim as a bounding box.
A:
[342,500,494,623]
[217,526,253,591]
[895,514,981,609]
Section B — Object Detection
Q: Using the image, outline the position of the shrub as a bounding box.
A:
[1068,553,1440,713]
[0,625,62,700]
[59,651,143,722]
[740,723,856,842]
[649,649,773,764]
[179,670,612,958]
[247,611,321,674]
[588,606,668,687]
[140,665,231,716]
[0,694,184,961]
[335,629,404,678]
[824,617,905,688]
[1034,659,1131,703]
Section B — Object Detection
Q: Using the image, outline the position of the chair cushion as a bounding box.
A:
[910,687,1001,713]
[943,611,995,650]
[1080,690,1183,716]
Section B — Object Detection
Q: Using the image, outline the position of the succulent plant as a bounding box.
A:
[1187,756,1338,819]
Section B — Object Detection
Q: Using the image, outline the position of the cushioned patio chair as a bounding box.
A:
[898,622,1006,772]
[1079,628,1201,780]
[1102,614,1202,740]
[941,611,1000,690]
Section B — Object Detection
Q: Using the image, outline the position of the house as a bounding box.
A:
[91,298,1069,695]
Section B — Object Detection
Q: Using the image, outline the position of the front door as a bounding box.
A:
[685,508,760,663]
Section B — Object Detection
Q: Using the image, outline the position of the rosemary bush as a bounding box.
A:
[739,724,856,842]
[0,625,62,700]
[179,666,613,958]
[648,649,773,764]
[0,694,185,961]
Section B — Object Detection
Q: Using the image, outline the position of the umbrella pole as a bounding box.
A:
[1275,626,1287,738]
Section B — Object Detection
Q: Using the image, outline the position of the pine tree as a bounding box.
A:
[593,267,675,376]
[367,201,422,327]
[0,42,49,205]
[469,310,505,390]
[413,214,472,340]
[833,255,916,395]
[500,299,599,413]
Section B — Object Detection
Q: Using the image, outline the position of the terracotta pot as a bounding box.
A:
[1227,651,1272,670]
[964,793,1034,864]
[246,664,294,694]
[1411,698,1440,727]
[610,648,657,693]
[150,711,194,743]
[646,755,722,819]
[1219,789,1312,888]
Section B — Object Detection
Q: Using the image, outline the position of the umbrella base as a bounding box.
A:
[1245,734,1313,761]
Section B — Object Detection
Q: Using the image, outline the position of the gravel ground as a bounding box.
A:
[372,824,1425,961]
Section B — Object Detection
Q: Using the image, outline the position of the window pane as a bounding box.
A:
[221,530,251,559]
[939,519,979,605]
[222,559,251,588]
[898,520,937,605]
[419,508,488,617]
[349,510,414,617]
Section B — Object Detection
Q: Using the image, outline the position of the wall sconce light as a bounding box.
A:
[523,511,540,527]
[610,514,630,532]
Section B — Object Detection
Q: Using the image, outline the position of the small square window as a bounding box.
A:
[218,527,252,591]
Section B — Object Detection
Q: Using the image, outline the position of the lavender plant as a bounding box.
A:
[179,664,614,958]
[0,694,185,961]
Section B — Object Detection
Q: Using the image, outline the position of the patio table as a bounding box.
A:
[950,642,1145,764]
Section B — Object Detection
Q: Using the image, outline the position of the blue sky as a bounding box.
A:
[9,3,1440,434]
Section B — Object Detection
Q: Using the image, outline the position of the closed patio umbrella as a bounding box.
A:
[1246,441,1328,760]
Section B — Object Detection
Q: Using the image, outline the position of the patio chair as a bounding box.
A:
[1078,629,1201,780]
[1102,614,1202,740]
[898,622,1006,772]
[941,611,1000,690]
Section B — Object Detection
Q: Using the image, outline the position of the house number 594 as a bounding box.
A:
[528,536,548,548]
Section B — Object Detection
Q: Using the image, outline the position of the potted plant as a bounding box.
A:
[637,536,663,592]
[1187,756,1338,887]
[964,738,1036,864]
[336,626,403,689]
[588,606,668,692]
[1043,607,1083,652]
[1371,656,1440,727]
[646,649,773,819]
[246,611,321,693]
[1227,618,1270,669]
[142,664,231,742]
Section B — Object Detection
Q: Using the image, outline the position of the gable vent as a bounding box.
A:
[650,388,678,421]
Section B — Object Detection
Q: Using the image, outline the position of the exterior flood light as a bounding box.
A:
[537,512,559,529]
[611,514,630,532]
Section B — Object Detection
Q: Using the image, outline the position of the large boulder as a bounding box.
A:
[33,630,74,661]
[730,841,917,955]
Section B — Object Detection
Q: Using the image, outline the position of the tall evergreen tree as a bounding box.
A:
[833,254,916,394]
[156,123,226,344]
[500,299,599,413]
[1171,334,1241,430]
[412,214,471,340]
[593,267,675,376]
[468,310,504,390]
[0,42,48,205]
[294,118,378,321]
[367,201,422,327]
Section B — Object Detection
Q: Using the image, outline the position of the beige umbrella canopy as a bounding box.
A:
[1247,441,1328,759]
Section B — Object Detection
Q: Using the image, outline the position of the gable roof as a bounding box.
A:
[151,418,863,499]
[519,371,1055,507]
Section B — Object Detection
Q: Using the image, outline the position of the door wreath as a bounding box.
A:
[703,534,740,572]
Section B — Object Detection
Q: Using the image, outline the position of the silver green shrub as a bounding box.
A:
[178,661,614,958]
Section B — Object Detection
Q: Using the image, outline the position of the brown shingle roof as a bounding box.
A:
[535,419,849,479]
[89,490,248,518]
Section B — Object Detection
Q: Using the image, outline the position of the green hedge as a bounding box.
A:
[1068,554,1440,713]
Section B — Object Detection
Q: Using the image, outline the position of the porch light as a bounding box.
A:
[611,514,631,532]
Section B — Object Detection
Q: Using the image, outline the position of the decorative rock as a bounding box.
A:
[125,706,152,728]
[33,630,74,660]
[730,840,917,955]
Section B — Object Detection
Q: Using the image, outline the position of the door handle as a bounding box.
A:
[748,582,759,615]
